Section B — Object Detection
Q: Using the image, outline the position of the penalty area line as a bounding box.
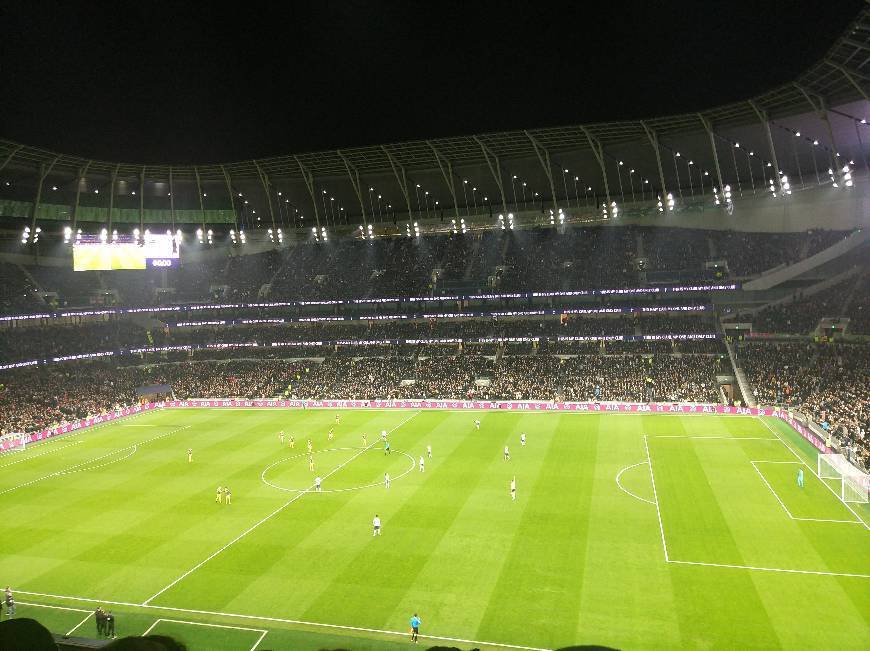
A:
[142,410,422,606]
[0,426,190,498]
[756,417,869,530]
[668,558,870,579]
[643,435,670,562]
[16,589,550,651]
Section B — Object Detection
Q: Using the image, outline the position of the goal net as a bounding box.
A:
[0,432,27,454]
[818,453,869,503]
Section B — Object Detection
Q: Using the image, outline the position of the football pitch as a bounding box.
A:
[0,408,867,650]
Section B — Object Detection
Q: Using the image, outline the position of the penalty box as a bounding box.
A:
[646,435,869,577]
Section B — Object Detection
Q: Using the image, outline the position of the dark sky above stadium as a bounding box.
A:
[2,0,864,164]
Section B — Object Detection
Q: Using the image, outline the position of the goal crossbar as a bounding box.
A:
[818,453,869,503]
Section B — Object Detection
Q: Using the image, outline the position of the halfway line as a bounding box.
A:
[142,411,421,605]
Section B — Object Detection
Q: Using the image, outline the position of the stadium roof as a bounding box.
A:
[0,7,868,228]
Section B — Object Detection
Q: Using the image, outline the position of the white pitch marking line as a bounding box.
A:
[58,446,138,476]
[751,460,802,464]
[250,629,269,651]
[750,461,796,519]
[16,600,95,636]
[751,461,862,526]
[756,417,869,530]
[0,408,153,464]
[16,589,550,651]
[261,448,416,494]
[0,441,84,469]
[615,461,656,505]
[143,618,267,636]
[66,611,96,636]
[668,558,870,579]
[651,435,779,440]
[17,600,91,613]
[0,426,190,498]
[142,411,422,606]
[643,435,669,561]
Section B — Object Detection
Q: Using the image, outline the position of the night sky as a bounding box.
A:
[1,0,864,164]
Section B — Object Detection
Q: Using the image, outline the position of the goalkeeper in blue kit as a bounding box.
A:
[797,468,804,488]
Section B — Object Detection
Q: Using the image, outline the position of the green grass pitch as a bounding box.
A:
[0,408,867,650]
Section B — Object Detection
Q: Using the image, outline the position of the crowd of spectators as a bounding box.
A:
[1,347,726,434]
[739,341,869,468]
[7,226,851,311]
[750,277,858,334]
[0,312,718,363]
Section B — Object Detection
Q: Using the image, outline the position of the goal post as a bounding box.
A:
[818,453,870,504]
[0,432,27,454]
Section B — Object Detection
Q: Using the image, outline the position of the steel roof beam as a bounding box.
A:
[472,136,508,216]
[72,161,92,231]
[294,157,321,230]
[747,100,784,193]
[695,115,726,204]
[579,126,611,214]
[219,164,241,231]
[252,160,277,231]
[337,151,368,227]
[30,155,60,231]
[381,146,414,220]
[640,122,671,208]
[524,131,559,212]
[426,141,460,218]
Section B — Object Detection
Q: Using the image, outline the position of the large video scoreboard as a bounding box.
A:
[73,233,180,271]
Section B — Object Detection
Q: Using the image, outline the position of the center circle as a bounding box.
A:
[261,446,416,494]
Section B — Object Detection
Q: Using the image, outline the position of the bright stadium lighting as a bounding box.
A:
[843,164,853,187]
[112,229,118,242]
[795,131,801,137]
[675,152,681,157]
[207,229,213,245]
[611,201,618,217]
[51,185,57,191]
[813,140,819,146]
[20,226,30,244]
[196,228,204,243]
[100,228,108,243]
[666,193,675,210]
[63,226,72,243]
[657,195,665,212]
[713,188,721,206]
